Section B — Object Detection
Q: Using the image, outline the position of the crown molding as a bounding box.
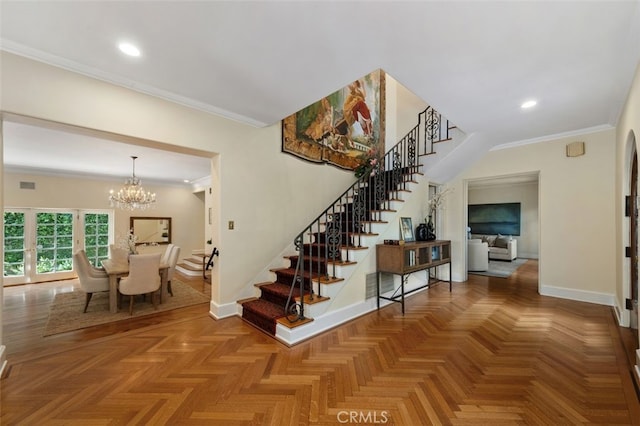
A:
[490,124,614,151]
[0,41,267,128]
[4,165,204,188]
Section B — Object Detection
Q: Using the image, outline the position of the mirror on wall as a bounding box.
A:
[130,217,171,245]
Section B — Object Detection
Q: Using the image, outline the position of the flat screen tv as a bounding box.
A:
[468,202,521,236]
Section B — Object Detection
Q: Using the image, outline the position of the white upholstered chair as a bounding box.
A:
[161,243,175,265]
[74,250,110,313]
[118,253,162,315]
[468,239,489,272]
[166,245,181,297]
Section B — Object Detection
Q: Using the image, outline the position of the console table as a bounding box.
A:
[376,240,451,314]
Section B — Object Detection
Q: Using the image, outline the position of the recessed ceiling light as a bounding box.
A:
[521,100,537,109]
[118,42,141,57]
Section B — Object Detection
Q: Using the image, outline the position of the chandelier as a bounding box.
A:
[109,156,156,211]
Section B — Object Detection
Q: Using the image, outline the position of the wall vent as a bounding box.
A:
[19,181,36,190]
[566,141,585,157]
[365,272,394,299]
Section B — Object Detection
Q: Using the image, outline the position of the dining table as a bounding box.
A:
[101,258,170,313]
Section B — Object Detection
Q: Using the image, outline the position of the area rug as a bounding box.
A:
[44,280,210,336]
[469,258,527,278]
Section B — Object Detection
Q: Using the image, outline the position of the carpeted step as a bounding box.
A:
[241,299,286,335]
[272,267,318,287]
[259,282,301,307]
[287,255,328,274]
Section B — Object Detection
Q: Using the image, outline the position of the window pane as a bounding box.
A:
[84,213,111,267]
[4,211,25,277]
[36,213,74,273]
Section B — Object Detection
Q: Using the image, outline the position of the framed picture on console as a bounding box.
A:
[400,217,415,242]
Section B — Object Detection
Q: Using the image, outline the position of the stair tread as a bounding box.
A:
[286,255,357,267]
[177,263,201,272]
[277,316,314,329]
[242,299,285,319]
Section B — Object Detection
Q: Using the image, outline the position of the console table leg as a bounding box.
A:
[376,272,380,310]
[401,274,406,314]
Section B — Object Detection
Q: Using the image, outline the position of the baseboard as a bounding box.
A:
[539,283,615,306]
[275,297,385,346]
[613,304,625,326]
[209,300,237,319]
[0,345,7,380]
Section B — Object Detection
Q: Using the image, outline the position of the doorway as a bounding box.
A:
[465,172,540,281]
[629,148,639,330]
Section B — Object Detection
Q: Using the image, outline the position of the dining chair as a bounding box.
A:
[74,250,110,313]
[118,253,162,315]
[161,243,175,265]
[166,245,181,297]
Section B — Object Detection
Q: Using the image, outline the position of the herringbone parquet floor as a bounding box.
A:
[1,261,639,425]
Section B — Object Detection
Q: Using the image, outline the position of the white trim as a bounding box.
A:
[274,279,438,345]
[539,283,615,306]
[614,304,624,325]
[190,176,211,193]
[635,350,640,385]
[491,125,614,151]
[3,165,198,187]
[0,345,6,379]
[274,298,386,346]
[208,300,237,320]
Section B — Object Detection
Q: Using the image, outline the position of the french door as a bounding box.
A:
[3,209,112,285]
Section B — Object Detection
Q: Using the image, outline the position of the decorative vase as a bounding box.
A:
[416,223,429,241]
[426,216,436,241]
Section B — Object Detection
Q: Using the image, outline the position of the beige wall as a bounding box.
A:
[3,171,205,259]
[445,128,617,306]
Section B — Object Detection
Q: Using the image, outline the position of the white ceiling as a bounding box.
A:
[2,120,212,185]
[1,1,640,182]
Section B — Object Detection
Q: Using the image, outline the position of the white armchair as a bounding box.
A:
[490,238,517,261]
[74,250,110,312]
[468,239,489,272]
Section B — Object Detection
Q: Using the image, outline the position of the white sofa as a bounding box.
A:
[472,234,517,261]
[468,239,489,271]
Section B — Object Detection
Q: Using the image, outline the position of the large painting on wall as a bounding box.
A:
[282,69,385,171]
[468,203,521,236]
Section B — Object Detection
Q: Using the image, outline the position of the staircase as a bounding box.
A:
[176,255,204,277]
[239,107,459,338]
